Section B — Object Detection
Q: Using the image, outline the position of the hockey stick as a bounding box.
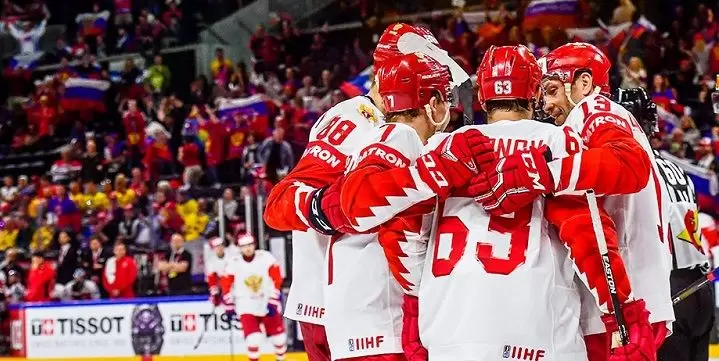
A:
[672,267,719,305]
[586,190,630,346]
[193,304,216,349]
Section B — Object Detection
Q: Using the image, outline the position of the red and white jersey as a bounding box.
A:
[654,151,709,270]
[263,95,384,325]
[561,94,674,333]
[224,250,283,317]
[419,121,586,361]
[324,123,424,360]
[204,245,239,290]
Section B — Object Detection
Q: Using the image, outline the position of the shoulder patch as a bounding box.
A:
[359,104,379,124]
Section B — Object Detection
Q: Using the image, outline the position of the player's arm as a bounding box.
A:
[340,125,494,232]
[547,112,651,196]
[544,195,631,312]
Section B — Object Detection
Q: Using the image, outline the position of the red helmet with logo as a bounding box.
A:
[377,53,451,113]
[374,23,439,67]
[476,45,542,106]
[542,42,611,93]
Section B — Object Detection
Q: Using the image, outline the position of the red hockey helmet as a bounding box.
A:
[542,42,611,94]
[476,45,542,107]
[377,52,451,113]
[236,232,255,247]
[374,23,439,67]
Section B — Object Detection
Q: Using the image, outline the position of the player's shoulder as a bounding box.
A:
[310,96,383,139]
[254,249,277,262]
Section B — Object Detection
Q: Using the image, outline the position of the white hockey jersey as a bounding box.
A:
[561,94,674,334]
[323,123,422,360]
[418,121,587,361]
[224,250,283,317]
[654,150,708,270]
[283,95,384,325]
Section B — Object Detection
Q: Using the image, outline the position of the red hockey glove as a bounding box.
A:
[304,179,357,236]
[470,145,554,215]
[416,129,495,199]
[401,295,428,361]
[601,299,656,361]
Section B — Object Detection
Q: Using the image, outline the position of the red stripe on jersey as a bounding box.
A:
[651,167,665,243]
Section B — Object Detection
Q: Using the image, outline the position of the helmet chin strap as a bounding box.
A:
[425,103,450,132]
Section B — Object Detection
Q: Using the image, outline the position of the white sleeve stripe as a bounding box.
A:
[567,152,582,193]
[293,181,315,228]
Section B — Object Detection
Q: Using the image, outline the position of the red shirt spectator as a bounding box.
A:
[25,253,56,302]
[103,242,137,298]
[179,140,201,167]
[200,116,228,167]
[28,97,57,138]
[162,3,183,27]
[114,0,132,14]
[227,115,249,160]
[122,100,147,148]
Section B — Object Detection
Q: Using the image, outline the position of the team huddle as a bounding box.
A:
[204,22,711,361]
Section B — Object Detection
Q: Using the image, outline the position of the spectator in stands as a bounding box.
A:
[179,128,202,186]
[0,217,19,252]
[48,186,81,232]
[135,15,154,51]
[66,268,100,300]
[81,236,110,296]
[0,176,17,204]
[50,148,82,185]
[121,99,148,168]
[146,55,172,97]
[4,269,25,304]
[296,75,317,99]
[114,27,134,54]
[222,188,239,222]
[56,230,80,284]
[114,0,133,25]
[29,217,53,253]
[25,251,55,302]
[258,127,294,184]
[118,204,141,245]
[103,241,137,298]
[81,139,104,184]
[0,249,22,281]
[158,233,191,295]
[695,137,717,170]
[83,181,109,212]
[620,56,647,89]
[211,48,232,84]
[669,128,695,159]
[113,174,136,209]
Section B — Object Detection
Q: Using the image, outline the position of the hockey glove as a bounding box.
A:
[304,179,356,236]
[416,129,495,199]
[267,289,283,316]
[401,295,428,361]
[223,293,236,319]
[601,299,656,361]
[470,145,554,215]
[209,286,222,307]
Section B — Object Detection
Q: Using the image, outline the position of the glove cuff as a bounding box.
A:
[416,152,451,199]
[307,186,337,235]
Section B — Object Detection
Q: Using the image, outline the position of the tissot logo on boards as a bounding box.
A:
[30,316,124,336]
[169,312,239,332]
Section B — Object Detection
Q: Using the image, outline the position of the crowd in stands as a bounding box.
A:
[0,0,716,315]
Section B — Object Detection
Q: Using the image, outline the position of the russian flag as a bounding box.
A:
[340,66,373,98]
[76,10,109,37]
[523,0,579,30]
[61,78,110,113]
[660,151,719,212]
[217,94,270,119]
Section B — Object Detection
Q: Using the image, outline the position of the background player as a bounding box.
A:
[205,236,238,308]
[221,233,286,361]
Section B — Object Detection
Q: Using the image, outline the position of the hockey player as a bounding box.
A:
[617,88,714,361]
[205,237,237,308]
[471,43,672,361]
[221,233,286,361]
[262,23,472,361]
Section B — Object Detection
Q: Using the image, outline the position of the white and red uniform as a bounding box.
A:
[263,95,384,360]
[412,121,588,361]
[559,94,674,337]
[221,250,286,361]
[204,244,239,293]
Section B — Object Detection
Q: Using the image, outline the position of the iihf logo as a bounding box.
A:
[503,345,511,358]
[296,303,303,316]
[348,339,355,351]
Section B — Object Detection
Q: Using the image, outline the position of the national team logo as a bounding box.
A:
[244,275,263,293]
[296,303,304,316]
[503,345,511,358]
[348,338,355,352]
[358,104,378,124]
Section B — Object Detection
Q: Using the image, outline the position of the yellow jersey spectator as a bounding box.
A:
[113,174,136,208]
[183,211,209,242]
[83,182,110,211]
[0,219,19,251]
[210,48,233,77]
[30,220,54,253]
